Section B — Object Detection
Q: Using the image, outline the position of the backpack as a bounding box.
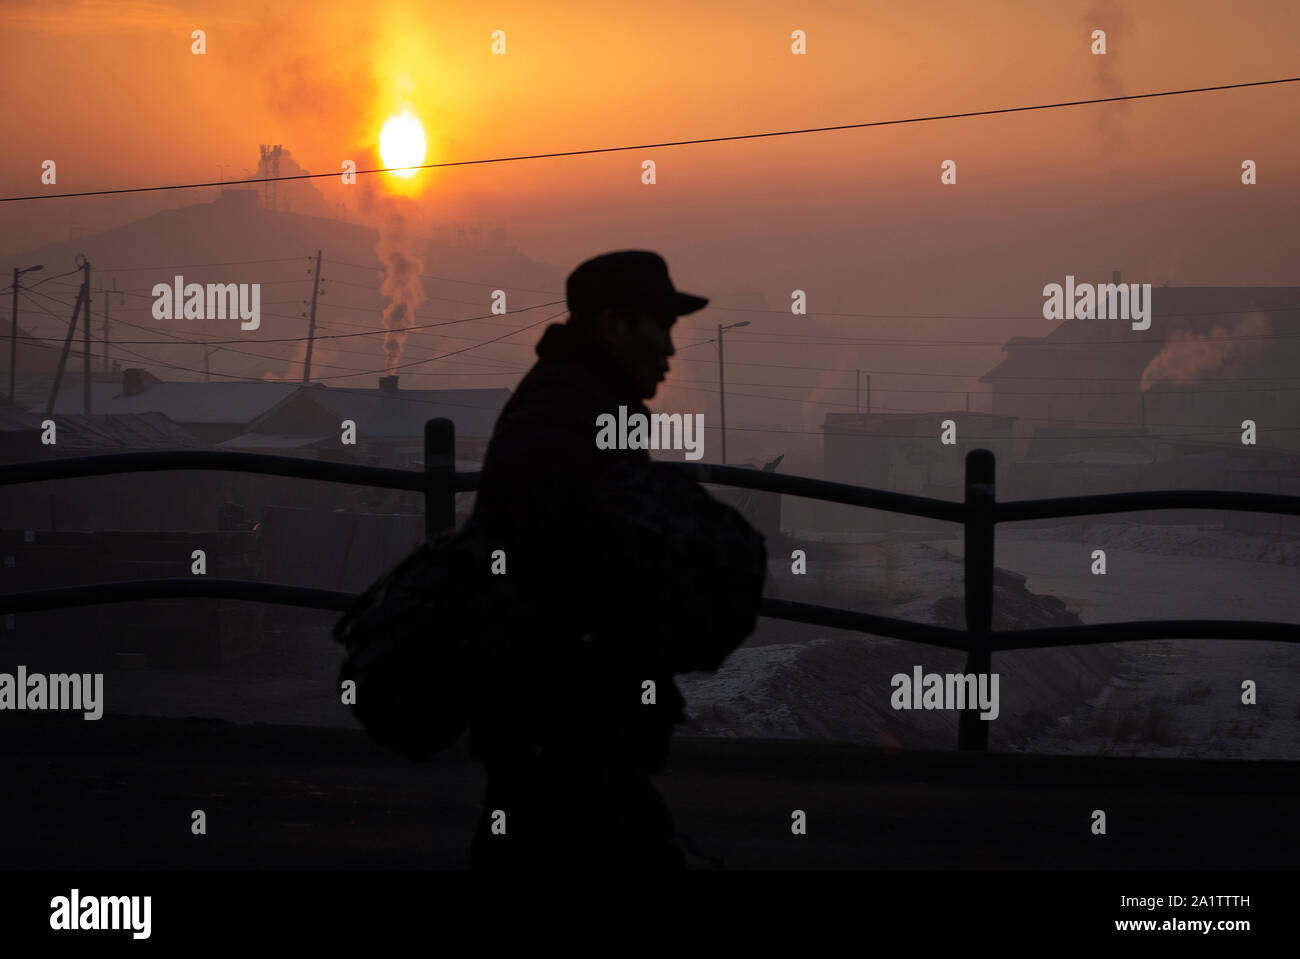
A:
[332,516,501,762]
[591,460,768,674]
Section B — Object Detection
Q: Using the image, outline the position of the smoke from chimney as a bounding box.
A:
[1140,313,1272,392]
[376,203,426,373]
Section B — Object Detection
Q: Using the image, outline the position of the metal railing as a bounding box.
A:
[2,417,1297,750]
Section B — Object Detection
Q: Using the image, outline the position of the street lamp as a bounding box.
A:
[717,320,750,465]
[10,264,43,403]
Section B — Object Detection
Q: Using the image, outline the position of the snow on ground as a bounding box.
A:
[1006,636,1300,761]
[970,528,1300,760]
[679,525,1300,760]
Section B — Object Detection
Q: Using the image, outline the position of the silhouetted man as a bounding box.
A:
[467,250,766,870]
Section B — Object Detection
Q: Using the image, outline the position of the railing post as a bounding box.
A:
[959,449,996,750]
[424,418,456,539]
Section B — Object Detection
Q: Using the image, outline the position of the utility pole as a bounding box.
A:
[303,249,322,383]
[9,269,16,404]
[83,259,91,413]
[717,320,749,464]
[46,257,90,416]
[259,144,282,211]
[718,324,726,464]
[101,281,116,372]
[10,263,43,403]
[201,317,211,382]
[89,279,123,373]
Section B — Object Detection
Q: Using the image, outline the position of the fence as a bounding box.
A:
[2,417,1297,750]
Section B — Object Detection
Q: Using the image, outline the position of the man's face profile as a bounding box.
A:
[592,307,677,399]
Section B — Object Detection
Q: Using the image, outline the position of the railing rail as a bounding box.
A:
[2,416,1297,750]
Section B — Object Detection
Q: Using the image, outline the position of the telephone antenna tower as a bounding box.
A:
[258,144,282,211]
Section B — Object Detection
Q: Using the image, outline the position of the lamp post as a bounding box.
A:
[10,264,43,403]
[717,320,749,464]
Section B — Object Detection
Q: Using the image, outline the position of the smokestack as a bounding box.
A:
[379,375,398,391]
[122,368,148,397]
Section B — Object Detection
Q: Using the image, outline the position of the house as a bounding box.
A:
[217,374,510,468]
[0,402,211,530]
[50,367,301,444]
[823,410,1016,496]
[980,284,1300,457]
[819,410,1015,531]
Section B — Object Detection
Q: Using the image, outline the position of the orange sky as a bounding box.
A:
[2,0,1299,465]
[3,0,1297,258]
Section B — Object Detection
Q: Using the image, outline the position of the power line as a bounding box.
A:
[13,315,518,408]
[668,375,1300,397]
[23,283,566,345]
[14,291,70,325]
[50,305,566,384]
[306,311,566,380]
[705,303,1300,322]
[723,329,1300,348]
[0,266,83,296]
[35,259,1300,329]
[19,288,562,381]
[41,274,559,332]
[20,285,1300,385]
[40,275,548,336]
[18,288,515,374]
[323,258,563,297]
[48,275,1300,345]
[21,297,1300,397]
[663,355,1300,383]
[5,76,1297,203]
[13,328,515,392]
[69,256,310,272]
[665,378,1299,429]
[315,274,492,308]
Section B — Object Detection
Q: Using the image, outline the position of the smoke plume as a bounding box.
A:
[375,202,426,373]
[1140,314,1272,392]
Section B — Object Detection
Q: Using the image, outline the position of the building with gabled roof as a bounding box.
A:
[48,368,301,445]
[0,400,201,463]
[979,284,1300,457]
[219,375,510,467]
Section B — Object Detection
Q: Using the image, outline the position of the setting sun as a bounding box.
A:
[379,113,427,177]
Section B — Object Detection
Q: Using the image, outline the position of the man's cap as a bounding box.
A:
[566,250,708,324]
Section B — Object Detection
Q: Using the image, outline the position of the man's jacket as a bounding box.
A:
[467,321,767,772]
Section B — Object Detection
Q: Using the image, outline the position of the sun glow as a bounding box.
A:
[379,113,427,177]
